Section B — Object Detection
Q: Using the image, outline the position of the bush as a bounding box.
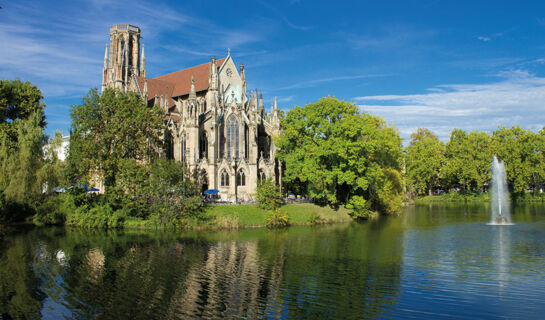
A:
[266,209,289,228]
[33,195,65,225]
[256,179,282,210]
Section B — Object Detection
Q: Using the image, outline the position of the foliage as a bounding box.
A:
[442,129,491,193]
[68,88,163,189]
[276,96,403,219]
[255,178,282,210]
[492,126,545,195]
[147,159,203,227]
[406,128,444,196]
[265,209,290,228]
[0,80,47,223]
[0,79,46,149]
[405,126,545,198]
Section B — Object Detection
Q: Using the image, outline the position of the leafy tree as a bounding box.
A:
[492,126,545,194]
[0,80,47,223]
[0,79,46,149]
[69,88,163,189]
[147,159,203,226]
[276,96,403,218]
[442,129,491,193]
[255,179,282,210]
[405,128,444,196]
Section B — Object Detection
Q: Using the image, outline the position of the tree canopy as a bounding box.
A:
[276,96,403,218]
[68,88,164,189]
[0,79,47,222]
[405,126,545,197]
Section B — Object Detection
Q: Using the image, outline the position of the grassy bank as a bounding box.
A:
[415,192,545,204]
[125,203,353,230]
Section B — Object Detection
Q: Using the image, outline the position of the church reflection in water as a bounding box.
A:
[0,221,405,319]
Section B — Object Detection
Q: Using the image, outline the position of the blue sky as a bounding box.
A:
[2,0,545,142]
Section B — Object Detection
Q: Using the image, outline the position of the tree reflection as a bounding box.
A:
[0,220,405,319]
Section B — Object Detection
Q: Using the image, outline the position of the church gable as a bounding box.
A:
[218,56,243,104]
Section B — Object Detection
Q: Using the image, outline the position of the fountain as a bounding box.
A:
[490,156,512,225]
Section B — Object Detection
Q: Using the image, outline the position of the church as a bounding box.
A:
[101,24,282,202]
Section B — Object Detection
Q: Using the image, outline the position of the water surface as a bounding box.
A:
[1,203,545,319]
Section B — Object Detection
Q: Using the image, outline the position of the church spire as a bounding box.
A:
[103,44,108,69]
[240,64,246,105]
[258,92,264,117]
[189,75,196,100]
[140,44,146,77]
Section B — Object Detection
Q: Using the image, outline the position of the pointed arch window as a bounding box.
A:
[258,169,266,183]
[227,115,239,158]
[236,170,246,186]
[199,131,208,160]
[220,170,230,187]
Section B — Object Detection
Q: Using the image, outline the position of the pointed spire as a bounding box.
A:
[143,78,148,98]
[189,75,196,100]
[258,92,264,116]
[274,96,278,110]
[140,44,146,77]
[240,64,246,105]
[103,44,109,69]
[209,56,218,90]
[227,48,231,56]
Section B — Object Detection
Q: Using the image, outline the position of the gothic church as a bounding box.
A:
[101,24,282,202]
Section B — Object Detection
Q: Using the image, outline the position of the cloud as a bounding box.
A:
[256,0,312,31]
[344,24,437,51]
[354,70,545,142]
[478,36,491,42]
[279,73,390,90]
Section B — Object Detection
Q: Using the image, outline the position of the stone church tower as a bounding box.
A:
[100,24,282,202]
[102,24,145,93]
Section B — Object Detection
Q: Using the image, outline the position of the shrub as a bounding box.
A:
[256,179,282,210]
[266,209,289,228]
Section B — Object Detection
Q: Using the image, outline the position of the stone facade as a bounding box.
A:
[102,24,282,202]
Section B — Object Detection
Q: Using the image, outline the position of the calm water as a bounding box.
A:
[1,203,545,319]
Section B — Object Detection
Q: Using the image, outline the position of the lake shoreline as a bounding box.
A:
[124,203,355,230]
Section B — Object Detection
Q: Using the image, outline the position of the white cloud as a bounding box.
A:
[279,73,390,90]
[354,70,545,142]
[478,36,491,42]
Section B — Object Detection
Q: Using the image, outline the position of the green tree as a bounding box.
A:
[405,128,444,196]
[442,129,491,193]
[492,126,545,194]
[0,79,46,149]
[69,88,163,189]
[0,80,47,223]
[276,96,403,218]
[147,159,203,226]
[255,179,282,210]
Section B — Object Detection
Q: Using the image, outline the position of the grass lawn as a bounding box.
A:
[195,203,352,229]
[124,203,353,230]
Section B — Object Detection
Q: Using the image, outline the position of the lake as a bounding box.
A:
[1,203,545,319]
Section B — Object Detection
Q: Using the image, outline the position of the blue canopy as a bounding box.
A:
[204,189,219,195]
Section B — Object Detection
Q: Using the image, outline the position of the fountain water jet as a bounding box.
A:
[490,156,513,225]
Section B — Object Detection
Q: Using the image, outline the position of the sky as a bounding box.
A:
[2,0,545,142]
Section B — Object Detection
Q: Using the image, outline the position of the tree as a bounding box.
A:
[255,179,282,210]
[0,80,46,223]
[69,88,163,189]
[442,129,491,193]
[0,79,46,149]
[276,97,403,218]
[405,128,444,196]
[492,126,545,194]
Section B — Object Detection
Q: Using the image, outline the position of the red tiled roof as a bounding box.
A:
[153,58,226,97]
[135,76,176,108]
